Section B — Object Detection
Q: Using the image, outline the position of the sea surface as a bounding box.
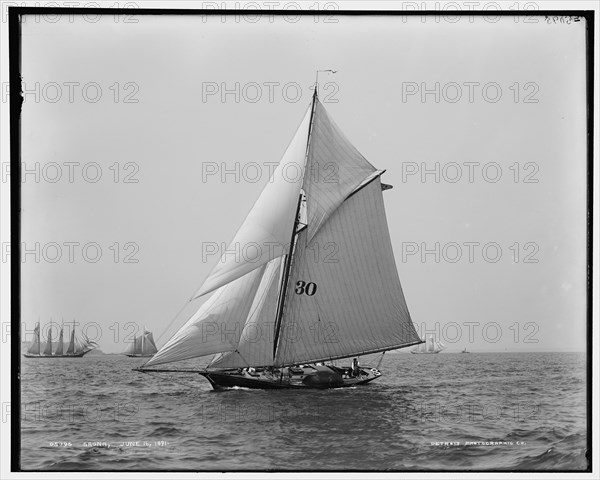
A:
[20,352,588,471]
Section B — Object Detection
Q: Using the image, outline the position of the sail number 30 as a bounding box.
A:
[295,281,317,296]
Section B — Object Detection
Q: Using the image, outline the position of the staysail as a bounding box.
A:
[145,264,267,367]
[210,256,285,368]
[145,91,421,369]
[79,334,97,354]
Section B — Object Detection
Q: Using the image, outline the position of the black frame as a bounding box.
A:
[8,6,594,474]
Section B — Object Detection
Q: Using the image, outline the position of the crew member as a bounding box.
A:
[351,358,359,377]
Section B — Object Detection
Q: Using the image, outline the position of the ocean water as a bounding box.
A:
[20,352,588,471]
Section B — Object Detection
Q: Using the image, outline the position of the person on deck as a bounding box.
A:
[352,358,359,377]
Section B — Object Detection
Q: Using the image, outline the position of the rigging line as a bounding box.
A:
[375,351,386,371]
[235,349,253,368]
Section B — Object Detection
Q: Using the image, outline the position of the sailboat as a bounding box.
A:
[138,84,423,389]
[124,328,158,358]
[411,336,445,354]
[461,347,470,354]
[24,322,98,358]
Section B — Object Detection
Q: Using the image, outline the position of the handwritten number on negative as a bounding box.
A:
[545,16,581,25]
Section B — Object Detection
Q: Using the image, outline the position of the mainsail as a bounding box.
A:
[66,328,75,355]
[54,327,64,356]
[145,92,421,369]
[143,332,158,355]
[42,327,53,356]
[27,324,41,355]
[275,176,419,366]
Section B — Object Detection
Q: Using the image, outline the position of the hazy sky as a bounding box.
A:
[14,11,589,354]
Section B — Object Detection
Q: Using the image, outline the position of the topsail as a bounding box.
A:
[145,92,421,370]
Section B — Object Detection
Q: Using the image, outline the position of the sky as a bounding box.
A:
[10,11,590,354]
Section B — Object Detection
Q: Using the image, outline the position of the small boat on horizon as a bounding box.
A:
[461,347,470,354]
[411,336,445,354]
[24,322,97,358]
[124,328,158,358]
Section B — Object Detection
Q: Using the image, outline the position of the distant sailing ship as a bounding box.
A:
[139,82,423,389]
[411,336,445,354]
[461,347,470,354]
[24,322,97,358]
[124,328,158,358]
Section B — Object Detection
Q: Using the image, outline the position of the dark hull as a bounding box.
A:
[126,354,155,358]
[23,352,87,358]
[199,368,382,390]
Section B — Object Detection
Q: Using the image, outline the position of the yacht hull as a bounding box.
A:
[199,365,382,390]
[23,353,87,358]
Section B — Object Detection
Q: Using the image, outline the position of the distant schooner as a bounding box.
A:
[139,84,423,389]
[124,328,158,358]
[411,336,446,354]
[24,322,97,358]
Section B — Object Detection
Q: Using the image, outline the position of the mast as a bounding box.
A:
[37,322,40,356]
[272,89,318,361]
[272,194,303,359]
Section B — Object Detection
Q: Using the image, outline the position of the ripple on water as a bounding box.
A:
[19,352,588,471]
